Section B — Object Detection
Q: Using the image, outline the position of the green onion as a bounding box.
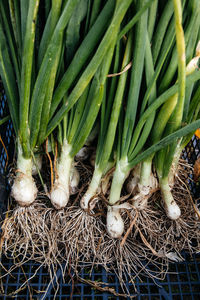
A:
[107,0,148,238]
[50,42,116,209]
[0,0,80,206]
[81,33,133,211]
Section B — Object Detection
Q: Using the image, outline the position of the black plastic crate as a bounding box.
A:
[0,91,200,299]
[1,253,200,299]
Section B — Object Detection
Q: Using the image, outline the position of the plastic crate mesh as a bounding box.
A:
[0,93,200,299]
[1,253,200,299]
[0,91,14,216]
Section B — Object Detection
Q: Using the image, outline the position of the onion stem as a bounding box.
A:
[50,139,72,209]
[139,160,152,187]
[109,157,129,206]
[107,157,129,238]
[159,176,181,220]
[80,167,102,210]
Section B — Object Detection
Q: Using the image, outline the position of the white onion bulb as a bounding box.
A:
[106,206,124,238]
[12,146,37,206]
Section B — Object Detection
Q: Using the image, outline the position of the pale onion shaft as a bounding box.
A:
[107,157,129,238]
[126,164,141,194]
[133,162,158,209]
[80,167,102,210]
[159,177,181,220]
[70,165,80,195]
[50,140,72,209]
[32,154,42,175]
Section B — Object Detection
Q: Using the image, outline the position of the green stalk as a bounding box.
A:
[151,94,178,145]
[70,40,116,157]
[149,42,200,168]
[152,1,174,64]
[20,0,40,158]
[97,42,120,155]
[121,0,148,158]
[127,70,200,163]
[180,70,200,148]
[52,38,116,210]
[107,68,200,211]
[70,82,104,157]
[89,0,101,28]
[128,32,156,159]
[20,0,29,48]
[37,0,63,144]
[118,0,155,40]
[13,0,21,54]
[38,0,62,67]
[44,0,51,20]
[139,159,153,187]
[81,33,132,209]
[46,0,133,137]
[108,0,148,209]
[168,140,182,186]
[136,31,157,187]
[29,0,79,149]
[98,34,133,171]
[49,0,115,118]
[153,1,186,220]
[8,0,21,55]
[0,2,20,87]
[187,83,200,124]
[37,11,51,67]
[172,0,186,117]
[140,15,176,113]
[129,119,200,169]
[84,0,91,34]
[158,0,186,180]
[185,14,200,63]
[183,17,200,121]
[67,87,89,144]
[183,83,194,124]
[37,43,63,145]
[65,0,88,65]
[147,0,158,41]
[159,0,196,94]
[109,157,130,205]
[0,14,19,132]
[49,0,62,38]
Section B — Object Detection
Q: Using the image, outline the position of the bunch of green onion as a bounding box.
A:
[0,0,133,208]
